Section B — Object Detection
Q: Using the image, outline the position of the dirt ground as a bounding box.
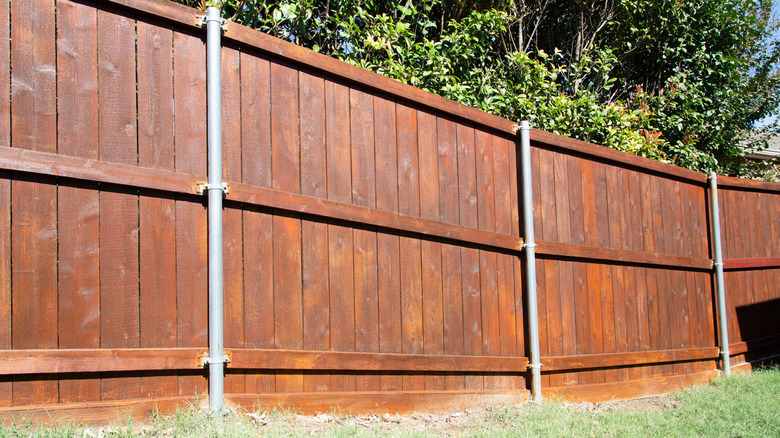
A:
[228,395,678,436]
[75,395,681,437]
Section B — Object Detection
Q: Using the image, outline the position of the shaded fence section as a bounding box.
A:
[0,0,778,421]
[717,178,780,367]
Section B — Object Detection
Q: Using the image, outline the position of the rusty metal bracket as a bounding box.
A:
[198,14,227,31]
[198,351,232,367]
[197,181,229,195]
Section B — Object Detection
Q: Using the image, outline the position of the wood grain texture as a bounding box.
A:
[493,136,519,390]
[0,0,8,155]
[0,145,524,254]
[172,29,208,397]
[543,369,719,403]
[299,71,330,392]
[221,46,245,394]
[375,96,403,391]
[239,51,275,394]
[270,61,304,393]
[325,79,356,392]
[0,169,8,406]
[136,18,178,399]
[95,0,780,196]
[97,7,141,400]
[456,124,482,390]
[11,0,58,406]
[0,395,198,427]
[55,0,100,403]
[350,88,380,391]
[228,349,527,372]
[228,390,530,416]
[0,6,7,404]
[417,111,443,391]
[541,347,718,371]
[439,119,464,391]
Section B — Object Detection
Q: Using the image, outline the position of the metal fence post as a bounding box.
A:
[518,121,543,401]
[708,172,731,377]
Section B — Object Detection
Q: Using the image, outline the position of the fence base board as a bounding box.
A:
[0,395,202,426]
[226,390,531,415]
[0,390,531,425]
[542,369,720,403]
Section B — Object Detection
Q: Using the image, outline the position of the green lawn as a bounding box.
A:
[2,367,778,437]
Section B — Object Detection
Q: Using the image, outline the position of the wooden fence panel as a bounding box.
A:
[531,143,718,388]
[719,187,780,367]
[2,0,780,416]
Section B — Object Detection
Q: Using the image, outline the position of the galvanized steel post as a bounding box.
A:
[205,6,227,413]
[518,121,542,401]
[708,172,730,377]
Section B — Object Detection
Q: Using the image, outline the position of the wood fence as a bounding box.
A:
[0,0,778,423]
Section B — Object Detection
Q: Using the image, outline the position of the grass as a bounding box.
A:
[1,367,778,437]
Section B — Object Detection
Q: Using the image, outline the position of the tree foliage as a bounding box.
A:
[179,0,780,178]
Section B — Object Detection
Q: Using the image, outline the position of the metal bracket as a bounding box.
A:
[713,262,723,267]
[197,181,229,195]
[199,15,227,31]
[527,363,543,370]
[513,123,532,133]
[708,173,718,182]
[522,243,538,249]
[198,351,232,367]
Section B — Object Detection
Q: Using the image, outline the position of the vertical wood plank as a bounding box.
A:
[241,53,275,393]
[694,184,714,364]
[270,61,303,393]
[418,111,444,390]
[638,172,662,377]
[98,8,141,401]
[439,119,464,391]
[681,183,699,373]
[457,124,482,390]
[10,0,58,406]
[567,157,587,385]
[615,167,639,380]
[0,169,8,406]
[173,29,208,396]
[221,46,245,394]
[326,80,356,391]
[658,178,681,375]
[621,169,641,380]
[0,3,7,403]
[475,130,500,389]
[553,153,576,385]
[493,136,519,390]
[0,0,7,152]
[627,169,650,379]
[396,103,424,390]
[604,165,625,382]
[374,96,402,391]
[350,88,380,391]
[0,0,8,397]
[536,148,557,387]
[581,160,605,384]
[648,175,671,376]
[671,181,688,374]
[137,19,177,398]
[56,0,100,403]
[510,139,524,390]
[300,71,330,392]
